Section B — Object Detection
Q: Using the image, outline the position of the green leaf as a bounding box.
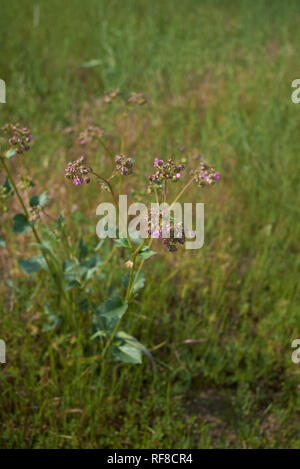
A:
[79,254,103,282]
[78,238,88,260]
[18,255,47,274]
[4,148,16,159]
[1,177,14,197]
[116,331,154,367]
[111,343,142,364]
[0,237,6,248]
[114,238,130,248]
[138,246,157,259]
[123,271,145,295]
[30,191,49,207]
[94,295,128,332]
[13,213,31,234]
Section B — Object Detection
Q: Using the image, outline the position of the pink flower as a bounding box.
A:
[213,172,220,181]
[73,177,83,186]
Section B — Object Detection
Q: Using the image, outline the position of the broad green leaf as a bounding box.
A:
[138,246,157,259]
[94,295,128,332]
[96,295,128,321]
[13,213,31,234]
[4,148,16,159]
[111,344,142,364]
[116,331,154,367]
[18,255,47,274]
[0,237,6,248]
[30,191,49,207]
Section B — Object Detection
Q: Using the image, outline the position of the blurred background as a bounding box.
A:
[0,0,299,448]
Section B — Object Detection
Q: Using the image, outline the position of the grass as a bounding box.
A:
[0,0,300,448]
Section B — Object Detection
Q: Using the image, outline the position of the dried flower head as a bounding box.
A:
[65,156,92,186]
[78,126,105,146]
[1,123,33,154]
[149,158,185,184]
[114,154,134,176]
[190,161,220,187]
[128,92,148,106]
[103,89,121,104]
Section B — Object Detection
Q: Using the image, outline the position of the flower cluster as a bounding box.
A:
[128,92,148,105]
[65,156,92,186]
[103,89,121,104]
[190,161,220,187]
[114,154,134,176]
[147,207,186,252]
[1,123,33,154]
[149,158,185,184]
[78,126,105,145]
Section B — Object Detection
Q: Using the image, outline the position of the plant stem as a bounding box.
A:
[129,238,153,298]
[98,138,114,157]
[168,176,195,210]
[1,157,68,302]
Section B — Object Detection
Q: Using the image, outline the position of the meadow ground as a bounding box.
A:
[0,0,299,448]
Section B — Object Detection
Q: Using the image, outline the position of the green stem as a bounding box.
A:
[168,176,195,210]
[1,157,68,302]
[98,138,114,157]
[129,238,153,299]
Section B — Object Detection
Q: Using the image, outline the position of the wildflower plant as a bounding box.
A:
[0,91,220,369]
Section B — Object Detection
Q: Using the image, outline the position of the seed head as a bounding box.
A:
[78,126,105,146]
[128,92,148,106]
[114,154,134,176]
[149,158,185,184]
[65,156,92,186]
[1,123,33,154]
[190,161,220,187]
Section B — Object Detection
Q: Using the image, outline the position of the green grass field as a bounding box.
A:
[0,0,299,448]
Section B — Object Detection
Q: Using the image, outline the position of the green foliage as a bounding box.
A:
[18,256,47,274]
[93,295,128,333]
[12,213,31,234]
[29,191,49,207]
[138,246,157,259]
